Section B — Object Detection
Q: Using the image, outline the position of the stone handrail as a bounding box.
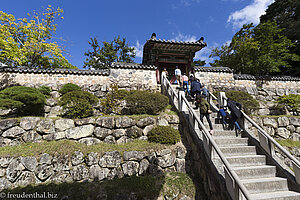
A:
[161,74,253,200]
[218,92,300,185]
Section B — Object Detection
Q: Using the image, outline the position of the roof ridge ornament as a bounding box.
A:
[151,33,156,40]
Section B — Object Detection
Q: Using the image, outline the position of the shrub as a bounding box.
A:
[125,91,169,115]
[59,90,98,118]
[225,90,259,115]
[148,126,181,144]
[0,86,46,116]
[100,85,130,114]
[59,83,81,95]
[38,86,52,97]
[276,94,300,116]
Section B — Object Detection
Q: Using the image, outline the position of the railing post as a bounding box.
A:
[203,133,212,158]
[218,92,227,108]
[292,161,300,185]
[258,131,274,156]
[178,90,187,112]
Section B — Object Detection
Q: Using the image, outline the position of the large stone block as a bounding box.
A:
[66,125,94,139]
[70,164,89,181]
[0,119,18,131]
[122,161,139,176]
[89,165,110,181]
[263,118,278,128]
[94,127,112,140]
[6,158,25,182]
[115,117,135,128]
[136,117,155,128]
[2,126,25,138]
[55,119,75,132]
[20,117,40,130]
[278,117,289,127]
[277,128,290,139]
[36,119,55,135]
[96,117,115,129]
[20,157,37,172]
[99,151,121,168]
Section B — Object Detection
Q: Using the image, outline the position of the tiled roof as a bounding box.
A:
[194,66,233,73]
[234,74,300,81]
[0,66,110,75]
[147,38,207,47]
[111,62,157,70]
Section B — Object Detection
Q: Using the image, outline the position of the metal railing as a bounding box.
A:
[217,92,300,186]
[161,74,252,200]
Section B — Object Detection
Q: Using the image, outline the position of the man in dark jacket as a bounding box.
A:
[190,79,201,98]
[226,98,243,135]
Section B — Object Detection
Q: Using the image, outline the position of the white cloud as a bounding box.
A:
[195,42,219,66]
[132,40,143,58]
[171,32,197,42]
[180,0,201,7]
[227,0,274,29]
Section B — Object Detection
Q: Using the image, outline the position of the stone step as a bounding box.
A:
[214,137,249,146]
[212,130,236,137]
[226,155,266,167]
[234,165,276,179]
[250,191,300,200]
[219,146,257,156]
[242,177,288,194]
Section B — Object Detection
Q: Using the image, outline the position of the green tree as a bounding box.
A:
[192,59,206,67]
[0,5,76,68]
[84,36,135,69]
[260,0,300,74]
[209,22,299,75]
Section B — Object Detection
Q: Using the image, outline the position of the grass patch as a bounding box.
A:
[163,104,178,116]
[162,172,196,198]
[276,139,300,148]
[0,140,168,158]
[2,172,196,200]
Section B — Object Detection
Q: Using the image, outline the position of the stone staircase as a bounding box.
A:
[204,112,300,200]
[174,86,300,200]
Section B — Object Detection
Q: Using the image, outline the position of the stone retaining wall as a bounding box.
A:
[194,68,300,103]
[248,116,300,141]
[0,145,186,190]
[0,63,157,91]
[0,115,179,147]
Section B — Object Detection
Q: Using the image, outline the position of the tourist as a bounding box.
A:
[218,106,228,129]
[226,98,243,135]
[200,84,209,99]
[190,78,201,98]
[182,73,190,95]
[174,66,182,87]
[161,68,169,80]
[198,95,214,135]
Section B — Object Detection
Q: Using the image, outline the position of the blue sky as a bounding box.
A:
[1,0,274,68]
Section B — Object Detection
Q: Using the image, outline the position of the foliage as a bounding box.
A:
[260,0,300,75]
[148,126,181,144]
[192,59,206,67]
[59,90,98,118]
[0,86,46,116]
[59,83,81,95]
[0,6,76,68]
[225,90,259,115]
[100,85,130,114]
[275,94,300,115]
[84,36,136,69]
[125,91,169,115]
[38,85,52,97]
[210,22,300,75]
